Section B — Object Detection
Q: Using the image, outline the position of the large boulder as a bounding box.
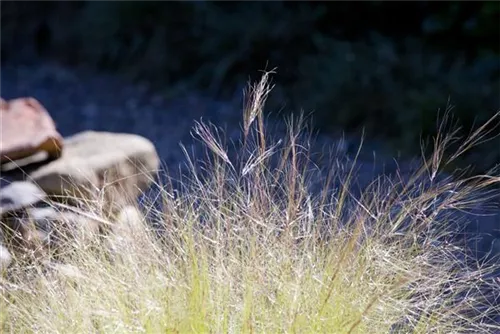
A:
[28,131,160,213]
[0,97,63,164]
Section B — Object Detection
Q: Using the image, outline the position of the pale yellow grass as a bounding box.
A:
[1,72,499,334]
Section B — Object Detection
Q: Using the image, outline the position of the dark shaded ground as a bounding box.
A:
[2,1,499,173]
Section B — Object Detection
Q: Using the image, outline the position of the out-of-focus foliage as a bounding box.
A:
[292,35,499,158]
[1,1,498,171]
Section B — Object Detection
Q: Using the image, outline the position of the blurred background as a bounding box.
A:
[1,1,499,173]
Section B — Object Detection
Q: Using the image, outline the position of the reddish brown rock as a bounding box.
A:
[0,97,63,164]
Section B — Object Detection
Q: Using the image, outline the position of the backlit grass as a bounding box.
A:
[1,72,499,333]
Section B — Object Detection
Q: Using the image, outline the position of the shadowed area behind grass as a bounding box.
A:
[1,1,498,174]
[1,73,499,333]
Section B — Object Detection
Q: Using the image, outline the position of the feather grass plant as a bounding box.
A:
[1,72,499,333]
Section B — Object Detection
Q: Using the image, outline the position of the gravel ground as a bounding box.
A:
[1,61,499,264]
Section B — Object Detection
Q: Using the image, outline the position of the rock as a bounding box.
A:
[0,182,49,261]
[108,205,147,253]
[29,131,160,213]
[48,262,84,281]
[1,210,48,251]
[53,210,102,246]
[0,243,12,273]
[24,206,102,247]
[1,205,103,263]
[0,97,63,164]
[1,217,48,261]
[112,205,145,238]
[0,181,47,216]
[0,129,160,227]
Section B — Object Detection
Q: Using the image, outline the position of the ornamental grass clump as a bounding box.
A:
[1,72,499,333]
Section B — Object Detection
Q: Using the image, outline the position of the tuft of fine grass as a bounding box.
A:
[1,72,499,334]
